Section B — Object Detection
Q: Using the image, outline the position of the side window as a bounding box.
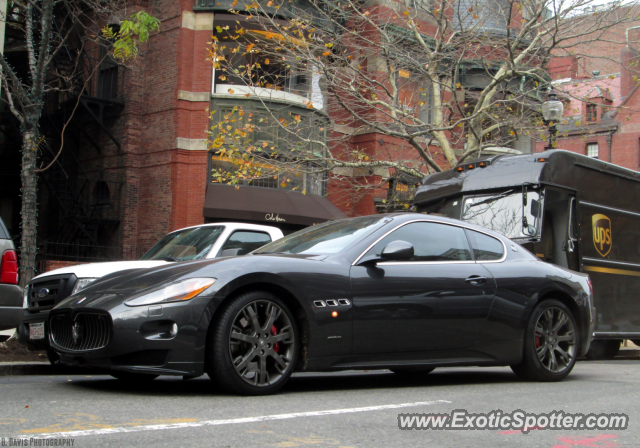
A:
[365,222,472,262]
[219,231,272,255]
[465,229,504,261]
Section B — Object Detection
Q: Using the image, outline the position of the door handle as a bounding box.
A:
[465,276,487,286]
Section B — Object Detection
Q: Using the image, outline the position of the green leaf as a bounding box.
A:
[107,11,161,62]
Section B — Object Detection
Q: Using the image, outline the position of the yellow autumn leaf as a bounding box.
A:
[322,51,331,56]
[456,83,461,89]
[228,88,235,94]
[264,59,270,64]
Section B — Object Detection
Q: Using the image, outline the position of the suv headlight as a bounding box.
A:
[23,286,29,308]
[125,278,216,307]
[72,278,98,295]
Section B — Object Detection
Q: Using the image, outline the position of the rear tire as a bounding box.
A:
[584,339,621,360]
[110,372,159,382]
[207,290,299,396]
[511,299,578,382]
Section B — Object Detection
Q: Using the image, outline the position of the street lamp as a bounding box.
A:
[541,91,564,149]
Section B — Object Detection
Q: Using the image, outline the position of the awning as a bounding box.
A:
[203,184,346,226]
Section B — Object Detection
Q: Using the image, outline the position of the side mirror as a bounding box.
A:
[530,199,541,218]
[381,240,414,261]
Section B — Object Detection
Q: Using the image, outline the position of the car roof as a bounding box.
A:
[167,222,283,235]
[379,212,511,242]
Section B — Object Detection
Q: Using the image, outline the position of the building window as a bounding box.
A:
[97,25,120,101]
[586,104,597,122]
[587,143,599,159]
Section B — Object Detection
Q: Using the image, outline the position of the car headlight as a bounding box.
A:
[23,286,29,308]
[72,278,98,295]
[124,278,216,307]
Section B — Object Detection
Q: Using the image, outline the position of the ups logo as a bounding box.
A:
[592,214,612,257]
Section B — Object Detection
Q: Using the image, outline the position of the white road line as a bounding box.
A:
[15,400,451,439]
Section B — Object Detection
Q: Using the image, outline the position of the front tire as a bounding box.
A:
[207,291,299,395]
[511,299,578,381]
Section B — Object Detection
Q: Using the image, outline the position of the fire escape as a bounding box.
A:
[37,40,125,260]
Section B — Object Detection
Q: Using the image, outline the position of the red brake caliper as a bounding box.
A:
[271,325,280,353]
[535,333,541,348]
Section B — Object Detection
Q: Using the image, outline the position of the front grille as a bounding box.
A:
[50,312,112,351]
[28,274,76,312]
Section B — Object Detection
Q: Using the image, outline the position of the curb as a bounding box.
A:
[0,362,87,376]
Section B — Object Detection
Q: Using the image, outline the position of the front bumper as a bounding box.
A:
[51,298,212,377]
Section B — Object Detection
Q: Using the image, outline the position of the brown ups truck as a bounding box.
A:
[413,149,640,358]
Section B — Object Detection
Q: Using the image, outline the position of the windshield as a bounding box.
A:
[141,226,225,261]
[254,216,388,255]
[462,190,542,239]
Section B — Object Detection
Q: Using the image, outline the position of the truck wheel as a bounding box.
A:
[584,340,621,360]
[511,299,578,381]
[207,291,299,396]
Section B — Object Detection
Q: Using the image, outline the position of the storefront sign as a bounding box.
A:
[266,213,286,223]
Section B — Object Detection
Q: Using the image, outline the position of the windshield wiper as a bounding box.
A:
[467,190,515,209]
[160,256,181,261]
[256,251,289,255]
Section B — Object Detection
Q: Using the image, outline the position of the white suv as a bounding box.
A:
[18,222,284,358]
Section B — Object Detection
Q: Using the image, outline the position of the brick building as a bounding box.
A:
[0,0,346,269]
[535,12,640,171]
[0,0,544,269]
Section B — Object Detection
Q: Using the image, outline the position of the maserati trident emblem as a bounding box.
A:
[71,321,84,344]
[37,288,49,298]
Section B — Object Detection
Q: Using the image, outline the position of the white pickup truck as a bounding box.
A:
[17,222,284,359]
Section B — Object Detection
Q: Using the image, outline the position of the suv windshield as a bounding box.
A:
[462,190,542,239]
[254,216,388,255]
[141,226,225,261]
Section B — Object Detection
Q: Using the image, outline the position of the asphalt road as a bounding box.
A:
[0,361,638,447]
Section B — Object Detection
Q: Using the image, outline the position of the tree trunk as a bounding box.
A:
[19,129,39,288]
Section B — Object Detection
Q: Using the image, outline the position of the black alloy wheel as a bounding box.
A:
[208,291,298,395]
[512,299,578,381]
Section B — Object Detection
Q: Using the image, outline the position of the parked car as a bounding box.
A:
[49,213,594,395]
[18,223,283,359]
[0,216,21,332]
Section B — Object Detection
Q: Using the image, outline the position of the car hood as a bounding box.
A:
[32,260,170,281]
[53,253,327,310]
